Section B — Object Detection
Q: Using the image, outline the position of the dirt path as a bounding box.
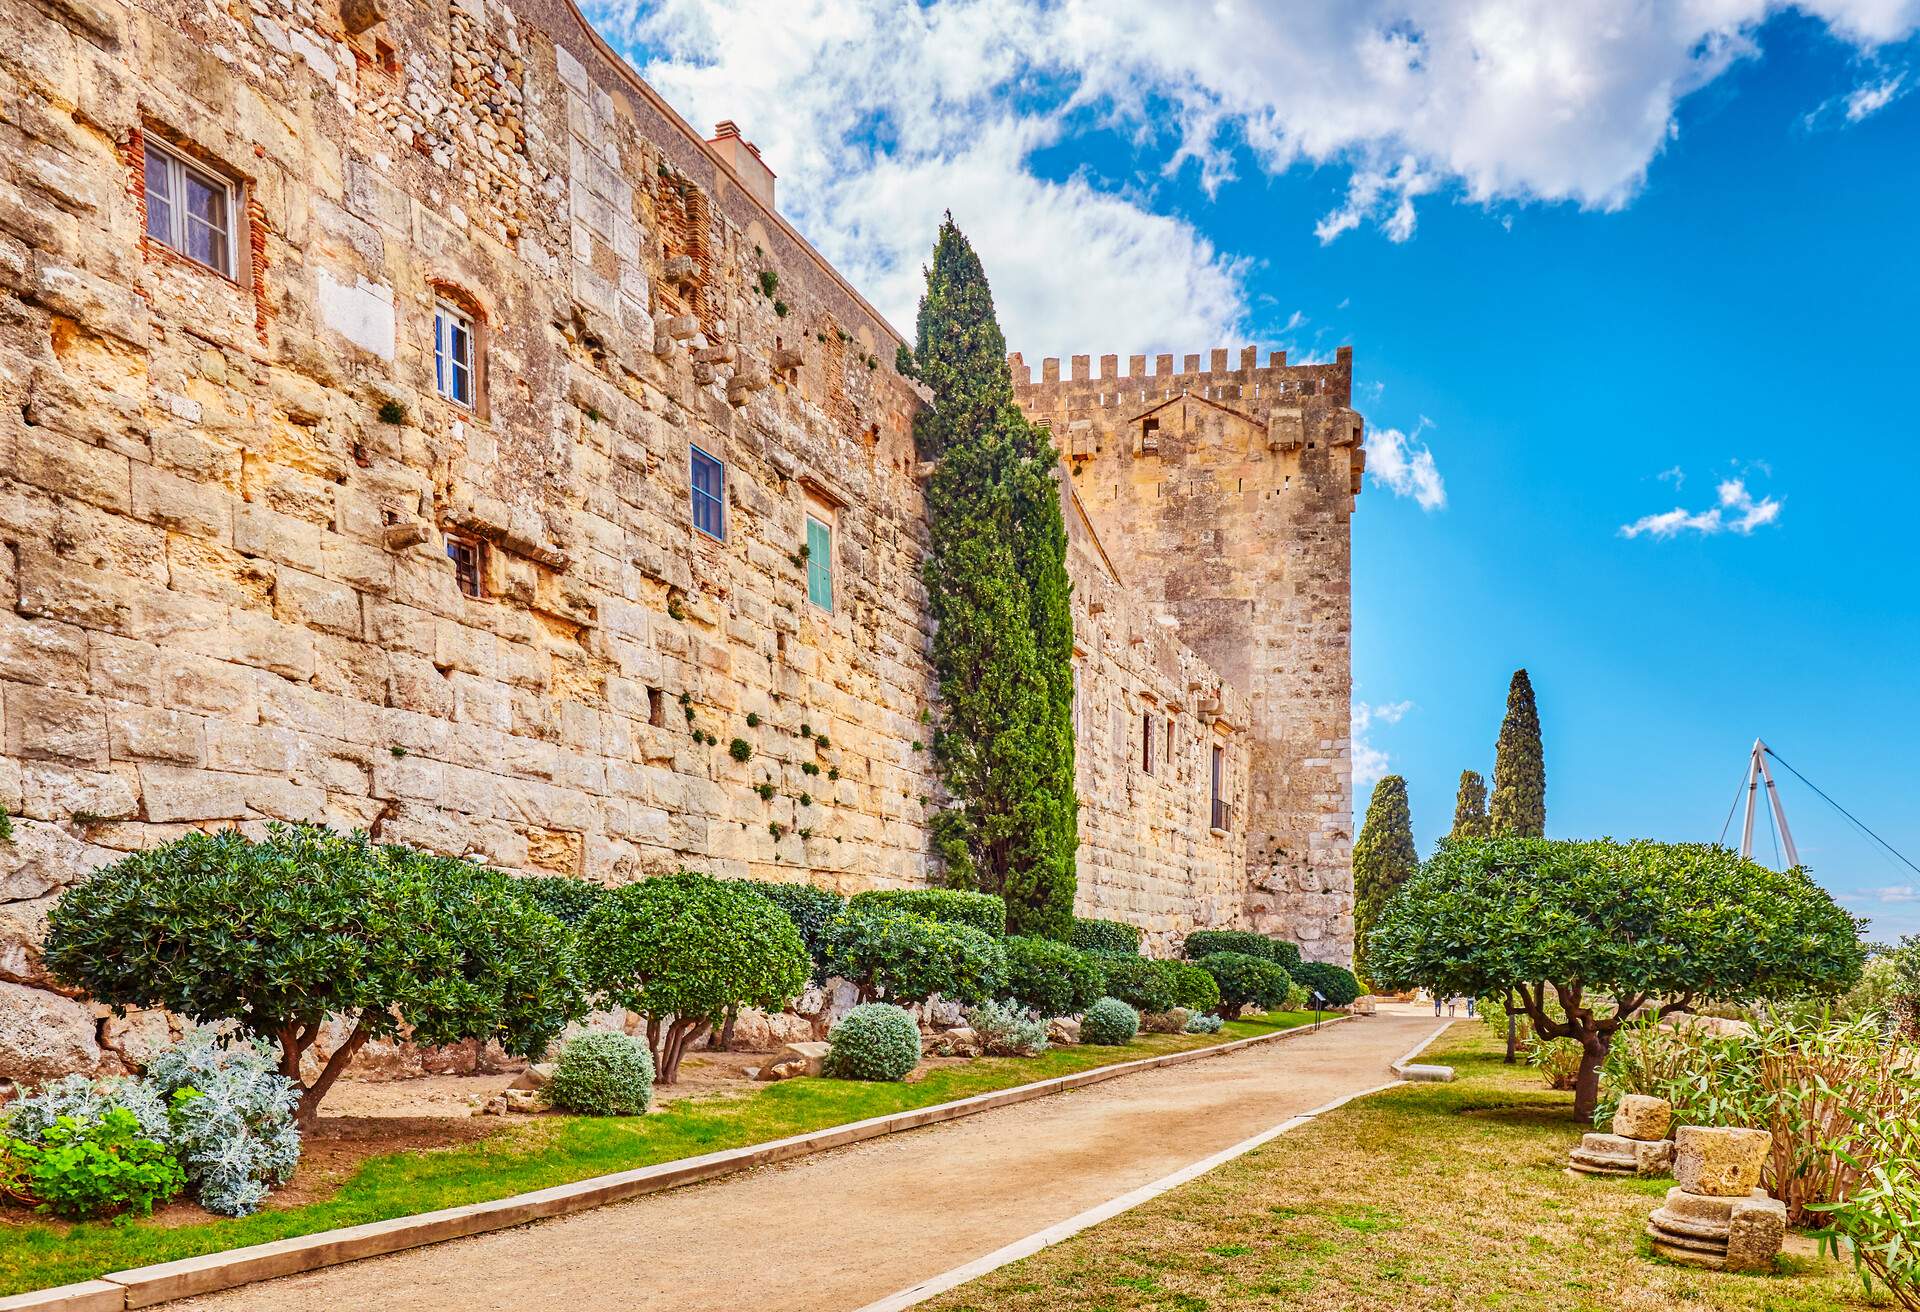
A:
[172,1011,1444,1312]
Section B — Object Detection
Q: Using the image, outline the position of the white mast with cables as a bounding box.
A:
[1739,739,1799,868]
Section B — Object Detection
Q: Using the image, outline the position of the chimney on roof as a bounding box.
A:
[706,120,776,211]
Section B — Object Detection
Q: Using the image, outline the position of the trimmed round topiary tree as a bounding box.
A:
[1293,961,1361,1008]
[848,888,1007,936]
[1198,951,1293,1018]
[1097,957,1178,1015]
[825,1002,923,1081]
[543,1032,655,1115]
[734,879,847,982]
[1164,961,1222,1014]
[1079,996,1140,1045]
[1002,935,1103,1016]
[577,871,809,1084]
[44,825,585,1127]
[819,907,1008,1005]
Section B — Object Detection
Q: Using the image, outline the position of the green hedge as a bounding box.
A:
[1197,951,1293,1016]
[820,908,1007,1004]
[1097,957,1178,1015]
[1001,936,1103,1017]
[848,888,1007,937]
[1293,960,1361,1008]
[1164,961,1221,1014]
[734,879,846,981]
[1070,917,1143,956]
[512,875,606,925]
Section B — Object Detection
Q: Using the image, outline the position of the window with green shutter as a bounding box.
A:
[806,515,833,611]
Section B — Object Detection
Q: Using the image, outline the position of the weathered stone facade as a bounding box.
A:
[1012,349,1365,959]
[0,0,1357,1082]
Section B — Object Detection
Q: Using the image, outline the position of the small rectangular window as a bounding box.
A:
[1211,744,1229,831]
[647,687,665,727]
[1166,716,1175,765]
[143,141,235,277]
[805,514,833,612]
[434,303,475,408]
[690,446,725,539]
[1141,711,1154,775]
[446,533,484,599]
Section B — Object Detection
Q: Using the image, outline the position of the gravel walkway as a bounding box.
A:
[171,1009,1443,1312]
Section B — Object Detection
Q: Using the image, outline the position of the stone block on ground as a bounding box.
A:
[1613,1093,1673,1141]
[925,1027,980,1058]
[1645,1186,1779,1270]
[1674,1125,1772,1197]
[767,1041,829,1078]
[1725,1195,1788,1273]
[1566,1131,1673,1177]
[508,1061,557,1092]
[1046,1017,1080,1045]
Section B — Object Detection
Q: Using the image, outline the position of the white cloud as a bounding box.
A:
[1847,70,1910,118]
[1658,465,1687,488]
[1365,419,1447,510]
[589,0,1920,351]
[1869,885,1920,904]
[1620,474,1783,538]
[1350,700,1411,788]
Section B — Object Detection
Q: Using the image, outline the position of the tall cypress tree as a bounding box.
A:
[912,218,1077,938]
[1489,669,1546,837]
[1351,775,1416,982]
[1450,770,1490,840]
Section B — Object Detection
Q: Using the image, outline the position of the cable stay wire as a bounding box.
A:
[1763,746,1920,880]
[1717,760,1748,848]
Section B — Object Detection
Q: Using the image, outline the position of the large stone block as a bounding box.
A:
[0,980,120,1083]
[1725,1195,1788,1273]
[1674,1125,1773,1198]
[1613,1093,1672,1141]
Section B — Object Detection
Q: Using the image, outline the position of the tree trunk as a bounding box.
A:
[655,1015,712,1084]
[1504,988,1518,1065]
[296,1017,371,1130]
[1572,1030,1610,1122]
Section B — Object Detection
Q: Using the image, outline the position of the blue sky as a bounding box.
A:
[594,1,1920,937]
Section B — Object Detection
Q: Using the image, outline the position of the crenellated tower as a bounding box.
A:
[1011,346,1366,962]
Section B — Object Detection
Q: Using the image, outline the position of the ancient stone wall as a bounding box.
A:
[0,0,1275,1083]
[1013,349,1365,961]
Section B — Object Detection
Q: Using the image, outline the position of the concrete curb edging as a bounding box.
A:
[0,1015,1354,1312]
[851,1017,1457,1312]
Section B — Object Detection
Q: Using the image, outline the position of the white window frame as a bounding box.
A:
[143,140,237,278]
[434,302,476,409]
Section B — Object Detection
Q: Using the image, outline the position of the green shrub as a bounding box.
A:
[1184,1012,1225,1035]
[0,1108,183,1219]
[1284,982,1311,1012]
[144,1031,301,1217]
[1265,938,1304,974]
[1525,1036,1582,1090]
[1164,961,1222,1014]
[578,871,809,1083]
[819,907,1007,1005]
[734,879,846,982]
[1070,918,1143,957]
[1098,957,1177,1015]
[44,825,585,1126]
[1812,1107,1920,1307]
[1294,961,1361,1008]
[513,874,606,925]
[848,888,1006,936]
[966,1000,1050,1056]
[1198,951,1293,1016]
[1001,936,1102,1016]
[1079,996,1140,1045]
[825,1003,922,1081]
[543,1032,655,1115]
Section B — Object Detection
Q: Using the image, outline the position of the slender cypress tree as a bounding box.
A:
[1450,770,1490,840]
[912,218,1077,938]
[1351,775,1416,983]
[1489,669,1546,837]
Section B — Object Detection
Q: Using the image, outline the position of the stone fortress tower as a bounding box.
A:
[0,0,1363,1081]
[1012,349,1365,960]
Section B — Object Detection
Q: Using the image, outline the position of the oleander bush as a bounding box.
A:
[966,1001,1050,1057]
[1079,996,1140,1046]
[45,825,585,1125]
[825,1003,923,1081]
[542,1032,656,1116]
[1525,1036,1583,1090]
[578,871,809,1084]
[1097,956,1178,1015]
[1293,960,1362,1008]
[0,1107,183,1220]
[1071,917,1144,957]
[819,907,1007,1005]
[1001,935,1103,1016]
[1185,1011,1225,1035]
[848,888,1007,937]
[144,1031,302,1217]
[1812,1107,1920,1310]
[1198,951,1293,1017]
[1165,961,1222,1014]
[735,879,847,981]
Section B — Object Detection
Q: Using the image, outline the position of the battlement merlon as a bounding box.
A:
[1008,344,1352,410]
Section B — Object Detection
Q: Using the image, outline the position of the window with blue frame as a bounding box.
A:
[434,302,474,408]
[690,446,725,539]
[806,514,833,612]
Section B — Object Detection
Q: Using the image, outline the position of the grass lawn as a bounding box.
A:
[925,1025,1888,1312]
[0,1010,1319,1296]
